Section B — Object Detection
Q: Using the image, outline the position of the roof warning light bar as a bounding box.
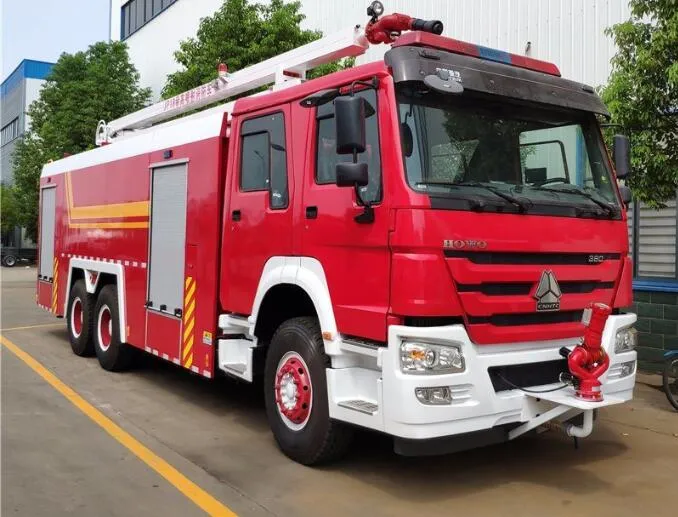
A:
[393,31,562,77]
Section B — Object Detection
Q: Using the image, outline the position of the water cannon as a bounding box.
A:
[365,1,444,44]
[560,303,612,401]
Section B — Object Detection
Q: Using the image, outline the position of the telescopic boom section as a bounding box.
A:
[96,26,369,145]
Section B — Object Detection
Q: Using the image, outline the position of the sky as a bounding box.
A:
[2,0,111,82]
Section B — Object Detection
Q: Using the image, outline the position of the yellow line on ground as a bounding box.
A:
[0,323,64,332]
[0,335,237,517]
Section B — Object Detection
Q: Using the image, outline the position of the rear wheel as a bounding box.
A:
[2,255,17,267]
[67,279,94,356]
[264,317,353,465]
[94,285,134,371]
[663,356,678,411]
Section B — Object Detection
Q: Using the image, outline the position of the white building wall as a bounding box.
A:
[23,78,46,131]
[113,0,224,99]
[113,0,631,101]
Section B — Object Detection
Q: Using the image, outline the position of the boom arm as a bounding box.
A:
[96,27,369,144]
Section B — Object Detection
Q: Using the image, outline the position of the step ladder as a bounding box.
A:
[96,26,370,145]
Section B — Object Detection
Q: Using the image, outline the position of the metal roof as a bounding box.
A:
[1,59,55,97]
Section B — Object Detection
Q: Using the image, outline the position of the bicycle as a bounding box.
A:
[663,349,678,411]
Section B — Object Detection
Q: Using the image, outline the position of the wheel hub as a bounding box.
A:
[275,354,312,427]
[72,298,83,337]
[98,306,112,351]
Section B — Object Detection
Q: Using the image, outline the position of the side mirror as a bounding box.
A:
[618,185,632,209]
[336,162,368,187]
[335,96,366,155]
[613,134,630,179]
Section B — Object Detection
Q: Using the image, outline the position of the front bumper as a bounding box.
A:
[378,314,637,440]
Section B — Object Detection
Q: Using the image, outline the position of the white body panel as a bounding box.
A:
[65,257,128,343]
[41,109,225,178]
[223,257,637,441]
[324,314,636,439]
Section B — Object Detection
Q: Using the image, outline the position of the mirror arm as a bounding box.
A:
[348,77,379,96]
[354,188,375,224]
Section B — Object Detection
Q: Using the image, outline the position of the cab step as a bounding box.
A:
[223,362,247,375]
[337,399,379,415]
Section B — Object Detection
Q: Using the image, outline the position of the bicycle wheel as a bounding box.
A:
[663,356,678,411]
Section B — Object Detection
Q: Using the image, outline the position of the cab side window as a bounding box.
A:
[315,89,382,203]
[240,112,288,209]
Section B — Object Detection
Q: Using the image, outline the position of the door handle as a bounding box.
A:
[232,210,241,221]
[305,206,318,219]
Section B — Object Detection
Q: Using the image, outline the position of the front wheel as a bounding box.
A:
[663,355,678,411]
[264,317,353,465]
[2,255,17,267]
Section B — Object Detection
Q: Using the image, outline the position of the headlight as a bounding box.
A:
[615,327,637,353]
[400,341,465,374]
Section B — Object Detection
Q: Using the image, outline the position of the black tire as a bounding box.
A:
[94,285,134,371]
[3,255,17,267]
[663,357,678,411]
[66,279,95,356]
[264,317,353,465]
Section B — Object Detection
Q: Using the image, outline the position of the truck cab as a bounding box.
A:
[217,28,636,463]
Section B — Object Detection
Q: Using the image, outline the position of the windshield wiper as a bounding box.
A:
[532,185,617,217]
[448,181,530,212]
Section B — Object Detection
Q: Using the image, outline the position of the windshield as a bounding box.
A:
[397,89,620,218]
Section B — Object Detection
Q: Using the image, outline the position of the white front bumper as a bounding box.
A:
[376,314,637,440]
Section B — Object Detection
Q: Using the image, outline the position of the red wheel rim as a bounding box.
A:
[71,298,83,338]
[275,352,312,430]
[98,305,112,351]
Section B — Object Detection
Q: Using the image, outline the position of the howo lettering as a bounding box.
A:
[36,2,638,465]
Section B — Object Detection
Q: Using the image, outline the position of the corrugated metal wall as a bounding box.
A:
[117,0,632,97]
[299,0,631,86]
[633,201,677,278]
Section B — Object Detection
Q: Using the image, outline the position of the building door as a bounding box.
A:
[145,162,188,364]
[221,106,293,314]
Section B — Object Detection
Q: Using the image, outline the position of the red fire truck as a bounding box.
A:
[37,3,638,464]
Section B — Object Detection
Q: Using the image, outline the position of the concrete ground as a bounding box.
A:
[1,266,677,517]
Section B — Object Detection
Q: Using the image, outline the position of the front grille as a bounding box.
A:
[488,359,568,391]
[404,316,464,327]
[444,251,620,265]
[468,310,583,326]
[456,281,614,296]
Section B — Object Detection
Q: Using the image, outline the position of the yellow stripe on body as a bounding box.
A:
[51,258,59,313]
[182,277,196,369]
[182,336,194,361]
[65,173,149,229]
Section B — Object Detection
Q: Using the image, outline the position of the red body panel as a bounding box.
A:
[389,208,629,344]
[39,128,226,377]
[297,74,395,342]
[220,105,294,314]
[146,312,182,360]
[37,54,633,370]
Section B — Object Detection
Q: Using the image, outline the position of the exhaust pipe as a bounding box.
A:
[565,409,594,438]
[541,409,594,438]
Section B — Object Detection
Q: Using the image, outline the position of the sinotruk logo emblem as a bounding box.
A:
[534,270,562,312]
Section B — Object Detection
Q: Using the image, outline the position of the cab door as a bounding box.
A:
[299,87,391,342]
[221,105,293,314]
